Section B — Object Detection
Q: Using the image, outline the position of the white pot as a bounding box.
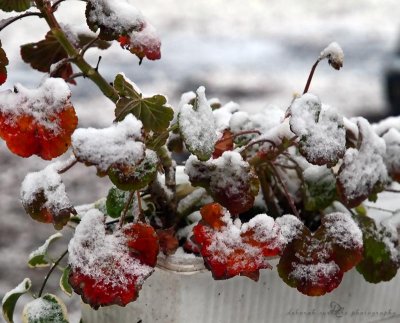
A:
[81,255,400,323]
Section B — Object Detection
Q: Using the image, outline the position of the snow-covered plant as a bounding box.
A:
[1,1,400,322]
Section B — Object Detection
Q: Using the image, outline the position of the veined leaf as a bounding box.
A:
[0,0,31,12]
[22,294,69,323]
[114,74,173,132]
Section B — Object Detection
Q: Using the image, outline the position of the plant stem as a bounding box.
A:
[303,59,321,94]
[137,191,145,222]
[119,190,135,228]
[38,250,68,297]
[385,189,400,193]
[269,163,300,218]
[58,156,78,174]
[34,0,119,103]
[0,12,43,32]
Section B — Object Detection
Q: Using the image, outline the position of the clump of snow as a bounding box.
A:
[22,295,68,322]
[290,261,341,283]
[275,214,304,248]
[128,22,161,56]
[289,93,346,165]
[72,114,145,173]
[20,163,73,217]
[68,209,154,289]
[87,0,145,35]
[213,101,240,132]
[319,42,344,70]
[324,212,363,249]
[177,188,212,217]
[382,128,400,179]
[338,117,388,203]
[373,116,400,136]
[0,78,71,133]
[178,86,218,160]
[381,212,400,262]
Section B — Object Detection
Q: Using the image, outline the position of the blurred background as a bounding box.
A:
[1,0,400,322]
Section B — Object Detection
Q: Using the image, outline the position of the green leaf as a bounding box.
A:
[114,74,174,132]
[22,294,69,323]
[302,166,337,211]
[2,278,32,323]
[355,215,399,283]
[60,267,72,297]
[0,0,31,12]
[108,149,158,191]
[28,233,63,268]
[105,187,132,218]
[77,33,111,51]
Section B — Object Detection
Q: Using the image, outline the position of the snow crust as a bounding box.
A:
[72,114,145,173]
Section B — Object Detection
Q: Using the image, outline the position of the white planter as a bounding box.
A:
[81,255,400,323]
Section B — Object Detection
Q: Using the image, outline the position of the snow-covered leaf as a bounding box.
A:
[355,214,399,283]
[108,149,158,191]
[114,74,173,132]
[289,93,346,166]
[382,128,400,182]
[319,42,344,70]
[178,86,218,161]
[28,232,63,268]
[278,212,363,296]
[192,203,281,281]
[68,209,159,308]
[72,114,145,176]
[0,78,78,160]
[21,163,75,230]
[22,294,68,323]
[2,278,31,323]
[337,118,388,207]
[106,186,131,218]
[185,151,259,214]
[0,0,31,12]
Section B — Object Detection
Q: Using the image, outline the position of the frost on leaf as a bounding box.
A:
[382,128,400,182]
[108,149,158,191]
[289,93,346,166]
[337,118,388,208]
[86,0,160,61]
[72,114,145,176]
[0,78,77,159]
[22,294,69,323]
[178,86,218,161]
[21,163,75,230]
[68,209,159,308]
[0,0,31,12]
[0,40,9,86]
[192,203,281,281]
[355,214,400,283]
[114,74,173,132]
[278,212,363,296]
[185,151,259,214]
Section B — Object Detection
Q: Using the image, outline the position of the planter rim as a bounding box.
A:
[156,253,207,275]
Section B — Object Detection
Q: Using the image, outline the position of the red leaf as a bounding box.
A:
[68,210,159,308]
[213,129,234,158]
[0,40,9,86]
[156,228,179,256]
[0,79,77,160]
[193,203,281,281]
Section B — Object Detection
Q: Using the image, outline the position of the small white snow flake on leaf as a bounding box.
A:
[337,117,388,208]
[185,151,259,214]
[68,209,159,308]
[28,232,63,268]
[382,128,400,182]
[2,278,32,323]
[21,163,75,230]
[192,203,281,281]
[22,294,69,323]
[289,93,346,166]
[319,42,344,70]
[278,212,363,296]
[178,86,218,161]
[72,114,145,175]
